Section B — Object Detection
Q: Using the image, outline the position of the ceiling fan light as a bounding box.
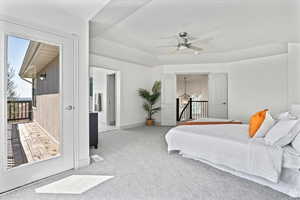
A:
[178,45,187,50]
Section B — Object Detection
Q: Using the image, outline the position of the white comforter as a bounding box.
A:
[165,124,283,183]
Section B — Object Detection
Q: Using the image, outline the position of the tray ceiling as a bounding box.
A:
[90,0,299,64]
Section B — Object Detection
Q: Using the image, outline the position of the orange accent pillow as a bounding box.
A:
[248,109,268,137]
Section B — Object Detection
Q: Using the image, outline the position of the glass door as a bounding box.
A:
[0,21,75,193]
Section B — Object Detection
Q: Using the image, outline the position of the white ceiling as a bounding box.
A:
[0,0,110,21]
[90,0,300,64]
[1,0,298,65]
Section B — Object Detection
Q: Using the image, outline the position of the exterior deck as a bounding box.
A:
[7,121,59,169]
[7,123,28,168]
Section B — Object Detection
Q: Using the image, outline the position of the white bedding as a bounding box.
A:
[182,153,300,197]
[165,124,283,183]
[283,146,300,169]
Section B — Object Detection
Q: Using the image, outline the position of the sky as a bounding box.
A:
[7,36,31,98]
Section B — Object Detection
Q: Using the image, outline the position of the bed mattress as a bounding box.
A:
[283,146,300,169]
[165,124,300,197]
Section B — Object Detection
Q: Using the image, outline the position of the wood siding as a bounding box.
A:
[33,94,60,141]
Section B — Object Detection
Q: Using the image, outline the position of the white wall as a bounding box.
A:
[89,44,297,125]
[90,53,156,127]
[160,54,289,122]
[0,13,90,168]
[288,43,300,105]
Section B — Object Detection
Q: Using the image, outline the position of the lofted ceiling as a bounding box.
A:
[0,0,110,21]
[1,0,298,66]
[90,0,300,65]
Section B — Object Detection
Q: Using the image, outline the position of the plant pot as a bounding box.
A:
[146,119,154,126]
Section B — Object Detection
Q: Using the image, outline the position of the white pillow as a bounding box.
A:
[292,124,300,153]
[264,120,298,146]
[277,111,297,120]
[277,112,289,120]
[255,111,275,138]
[290,104,300,118]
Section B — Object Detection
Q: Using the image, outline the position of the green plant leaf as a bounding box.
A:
[151,107,161,115]
[138,81,162,120]
[138,89,151,102]
[143,102,151,112]
[152,81,161,94]
[149,93,160,105]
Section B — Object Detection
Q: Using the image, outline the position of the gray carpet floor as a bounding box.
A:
[1,126,298,200]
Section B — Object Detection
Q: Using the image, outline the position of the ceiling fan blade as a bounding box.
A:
[157,45,178,48]
[190,36,214,44]
[160,35,178,39]
[188,45,203,51]
[186,35,198,41]
[167,48,179,54]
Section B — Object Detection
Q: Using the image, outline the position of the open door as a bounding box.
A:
[0,20,75,193]
[208,73,228,119]
[161,73,176,126]
[107,73,116,126]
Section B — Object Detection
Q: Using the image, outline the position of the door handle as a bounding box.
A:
[65,105,74,110]
[222,102,227,105]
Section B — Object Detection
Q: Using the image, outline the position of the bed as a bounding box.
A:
[165,124,300,197]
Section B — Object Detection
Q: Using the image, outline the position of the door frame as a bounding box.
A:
[106,73,116,126]
[161,71,229,123]
[161,73,177,126]
[175,72,210,115]
[0,17,80,176]
[89,65,121,128]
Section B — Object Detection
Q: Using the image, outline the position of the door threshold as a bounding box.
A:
[0,169,74,196]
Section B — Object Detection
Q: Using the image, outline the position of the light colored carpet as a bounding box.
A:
[0,126,298,200]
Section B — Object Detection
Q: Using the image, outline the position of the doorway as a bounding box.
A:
[107,74,116,126]
[89,67,118,132]
[161,72,228,126]
[176,74,209,122]
[0,21,75,193]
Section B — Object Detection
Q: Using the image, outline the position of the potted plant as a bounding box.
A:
[138,81,161,126]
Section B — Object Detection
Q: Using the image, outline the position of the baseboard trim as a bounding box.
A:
[119,122,145,129]
[76,158,90,169]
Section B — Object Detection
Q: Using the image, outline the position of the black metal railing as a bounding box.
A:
[7,100,32,122]
[177,98,208,121]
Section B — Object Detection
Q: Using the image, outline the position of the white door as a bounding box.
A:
[107,73,116,126]
[161,73,176,126]
[0,21,75,193]
[208,73,228,119]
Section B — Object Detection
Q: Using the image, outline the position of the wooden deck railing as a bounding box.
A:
[7,100,32,122]
[176,98,208,121]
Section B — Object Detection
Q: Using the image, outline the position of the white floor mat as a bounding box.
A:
[35,175,114,194]
[91,154,104,162]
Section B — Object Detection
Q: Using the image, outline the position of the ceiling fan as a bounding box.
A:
[158,32,207,54]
